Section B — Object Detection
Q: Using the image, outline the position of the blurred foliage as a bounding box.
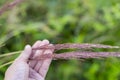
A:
[0,0,120,80]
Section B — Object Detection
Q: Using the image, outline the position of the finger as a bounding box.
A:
[29,41,42,68]
[32,40,49,59]
[32,39,49,48]
[29,40,49,69]
[34,40,50,71]
[33,50,44,72]
[32,40,42,48]
[16,45,32,62]
[29,68,44,80]
[39,44,54,78]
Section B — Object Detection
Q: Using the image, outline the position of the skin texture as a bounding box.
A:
[4,40,54,80]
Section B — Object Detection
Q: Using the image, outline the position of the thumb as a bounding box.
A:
[16,45,32,62]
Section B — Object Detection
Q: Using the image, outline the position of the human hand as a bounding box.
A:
[4,40,54,80]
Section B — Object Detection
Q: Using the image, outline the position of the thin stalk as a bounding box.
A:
[0,51,22,58]
[0,0,24,16]
[0,61,13,69]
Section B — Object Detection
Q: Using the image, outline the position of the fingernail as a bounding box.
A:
[25,45,31,49]
[43,39,49,43]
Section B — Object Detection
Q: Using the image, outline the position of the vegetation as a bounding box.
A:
[0,0,120,80]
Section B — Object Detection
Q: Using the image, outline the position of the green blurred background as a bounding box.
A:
[1,0,120,80]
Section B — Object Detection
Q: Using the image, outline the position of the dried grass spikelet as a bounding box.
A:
[0,43,120,68]
[31,43,120,60]
[32,51,120,60]
[0,0,24,15]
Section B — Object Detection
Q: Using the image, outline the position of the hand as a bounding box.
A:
[4,40,54,80]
